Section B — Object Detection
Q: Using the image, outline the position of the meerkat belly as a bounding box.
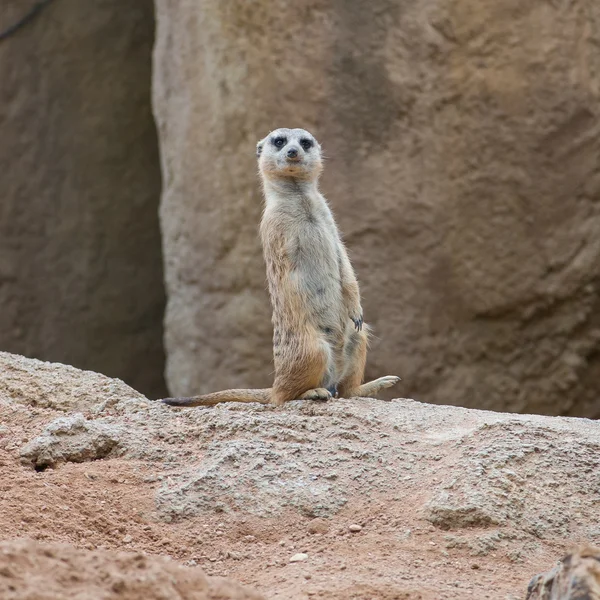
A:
[288,226,344,327]
[286,223,347,391]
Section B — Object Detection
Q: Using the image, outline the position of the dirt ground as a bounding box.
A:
[0,405,573,600]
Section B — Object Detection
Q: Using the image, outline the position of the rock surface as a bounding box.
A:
[145,400,600,538]
[20,413,123,470]
[0,0,166,398]
[153,0,600,416]
[2,352,600,598]
[0,351,144,413]
[0,538,264,600]
[526,546,600,600]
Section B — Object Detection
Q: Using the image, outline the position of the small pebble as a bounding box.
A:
[349,524,362,533]
[123,535,133,544]
[290,553,308,563]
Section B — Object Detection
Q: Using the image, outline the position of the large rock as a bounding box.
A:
[12,355,599,545]
[150,402,600,537]
[526,546,600,600]
[19,413,123,470]
[3,352,600,599]
[153,0,600,415]
[0,351,144,413]
[0,0,166,398]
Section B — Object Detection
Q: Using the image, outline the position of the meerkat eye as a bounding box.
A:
[272,137,287,149]
[300,139,313,151]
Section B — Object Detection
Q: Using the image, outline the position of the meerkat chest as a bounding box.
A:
[286,207,338,265]
[262,197,343,298]
[284,215,342,306]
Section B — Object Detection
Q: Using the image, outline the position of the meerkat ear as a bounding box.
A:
[256,139,265,158]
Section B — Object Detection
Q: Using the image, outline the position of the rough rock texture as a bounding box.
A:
[526,546,600,600]
[20,413,123,469]
[423,420,600,538]
[148,404,600,541]
[153,0,600,416]
[0,538,264,600]
[0,0,167,398]
[0,351,144,413]
[2,352,600,598]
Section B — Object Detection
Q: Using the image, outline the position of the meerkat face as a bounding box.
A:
[256,128,323,181]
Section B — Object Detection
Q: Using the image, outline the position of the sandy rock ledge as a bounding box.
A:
[1,351,599,599]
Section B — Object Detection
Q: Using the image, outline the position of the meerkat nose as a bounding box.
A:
[287,148,298,158]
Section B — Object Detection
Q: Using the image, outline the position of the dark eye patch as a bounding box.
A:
[272,137,287,149]
[300,139,313,151]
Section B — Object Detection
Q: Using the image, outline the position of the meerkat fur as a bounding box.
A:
[162,128,400,408]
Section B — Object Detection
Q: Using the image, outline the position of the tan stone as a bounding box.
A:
[2,352,600,599]
[0,0,166,398]
[153,0,600,415]
[526,546,600,600]
[0,350,144,413]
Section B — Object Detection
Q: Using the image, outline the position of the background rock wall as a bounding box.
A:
[154,0,600,416]
[0,0,167,397]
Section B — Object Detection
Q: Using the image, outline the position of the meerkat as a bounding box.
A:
[162,128,400,408]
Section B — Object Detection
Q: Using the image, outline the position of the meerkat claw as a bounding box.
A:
[352,316,363,331]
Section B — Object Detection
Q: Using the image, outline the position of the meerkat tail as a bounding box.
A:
[161,389,271,407]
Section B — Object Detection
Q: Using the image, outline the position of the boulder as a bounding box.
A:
[153,0,600,416]
[0,0,166,398]
[0,351,144,413]
[2,352,600,599]
[19,413,123,470]
[526,546,600,600]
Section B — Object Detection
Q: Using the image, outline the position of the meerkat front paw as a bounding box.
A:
[350,312,363,331]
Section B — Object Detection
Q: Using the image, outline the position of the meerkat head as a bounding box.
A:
[256,128,323,182]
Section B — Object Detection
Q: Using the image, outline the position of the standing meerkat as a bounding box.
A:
[162,128,400,408]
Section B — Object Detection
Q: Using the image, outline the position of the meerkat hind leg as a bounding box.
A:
[271,343,330,406]
[337,330,400,398]
[350,376,401,398]
[337,329,368,398]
